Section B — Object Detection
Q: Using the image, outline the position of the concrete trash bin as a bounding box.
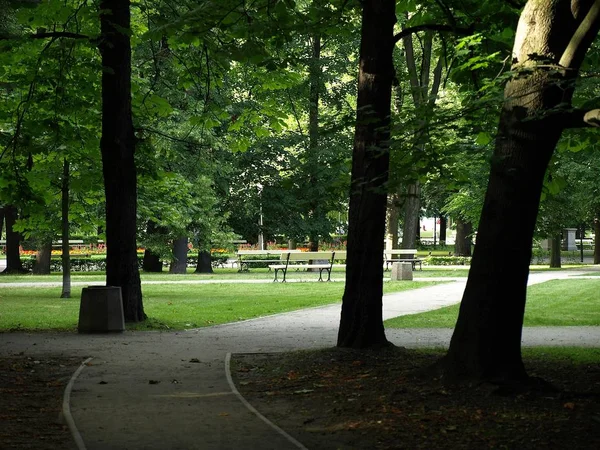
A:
[78,286,125,333]
[391,262,413,281]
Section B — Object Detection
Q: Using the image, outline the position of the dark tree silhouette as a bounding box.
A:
[99,0,145,321]
[444,0,600,383]
[337,0,396,348]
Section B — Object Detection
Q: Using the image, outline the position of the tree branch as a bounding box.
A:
[0,31,93,41]
[559,0,600,69]
[561,108,600,128]
[392,24,472,45]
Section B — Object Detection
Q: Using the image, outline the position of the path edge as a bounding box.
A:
[62,357,93,450]
[224,352,308,450]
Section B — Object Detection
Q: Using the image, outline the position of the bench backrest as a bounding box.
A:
[332,250,347,261]
[237,250,301,256]
[385,249,418,258]
[287,251,334,262]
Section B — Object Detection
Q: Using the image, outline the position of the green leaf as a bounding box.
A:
[475,132,492,146]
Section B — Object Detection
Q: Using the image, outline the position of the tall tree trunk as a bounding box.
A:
[439,216,447,245]
[386,194,400,249]
[307,30,321,253]
[170,237,188,274]
[99,0,144,322]
[337,0,395,349]
[61,158,71,298]
[594,215,600,264]
[454,219,473,257]
[195,250,213,274]
[3,205,25,273]
[400,32,443,248]
[549,234,562,268]
[401,182,420,249]
[33,241,52,275]
[444,0,600,383]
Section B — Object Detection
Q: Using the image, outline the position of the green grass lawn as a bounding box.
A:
[385,279,600,328]
[0,280,439,332]
[0,267,468,283]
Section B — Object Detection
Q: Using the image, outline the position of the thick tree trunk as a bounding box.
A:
[33,241,52,275]
[142,249,163,272]
[61,158,71,298]
[594,216,600,264]
[170,237,188,274]
[454,219,473,257]
[439,216,447,245]
[337,0,395,349]
[444,0,600,383]
[3,205,25,273]
[401,182,420,249]
[549,234,562,268]
[99,0,144,322]
[195,250,213,274]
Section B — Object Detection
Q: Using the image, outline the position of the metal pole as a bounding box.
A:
[581,224,584,263]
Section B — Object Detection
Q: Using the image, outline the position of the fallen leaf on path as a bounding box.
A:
[293,389,314,395]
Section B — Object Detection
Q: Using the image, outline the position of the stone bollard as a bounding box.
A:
[391,262,413,281]
[78,286,125,333]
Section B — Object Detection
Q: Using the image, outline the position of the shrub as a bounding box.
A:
[424,255,471,266]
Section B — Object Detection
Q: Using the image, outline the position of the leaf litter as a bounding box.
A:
[231,347,600,449]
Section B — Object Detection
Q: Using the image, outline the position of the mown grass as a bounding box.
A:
[0,280,438,332]
[385,279,600,328]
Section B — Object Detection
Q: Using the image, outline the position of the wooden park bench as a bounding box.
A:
[384,249,422,271]
[269,250,347,282]
[235,249,301,272]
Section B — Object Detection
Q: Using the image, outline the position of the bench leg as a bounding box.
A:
[273,269,279,282]
[318,269,324,282]
[282,269,288,283]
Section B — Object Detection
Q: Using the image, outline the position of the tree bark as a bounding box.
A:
[3,205,25,273]
[439,216,447,245]
[549,234,562,268]
[401,182,420,249]
[337,0,395,349]
[170,237,188,274]
[33,241,52,275]
[195,250,213,274]
[454,219,473,257]
[99,0,144,321]
[595,216,600,264]
[61,158,71,298]
[142,249,163,272]
[307,29,321,253]
[444,0,600,383]
[386,194,400,249]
